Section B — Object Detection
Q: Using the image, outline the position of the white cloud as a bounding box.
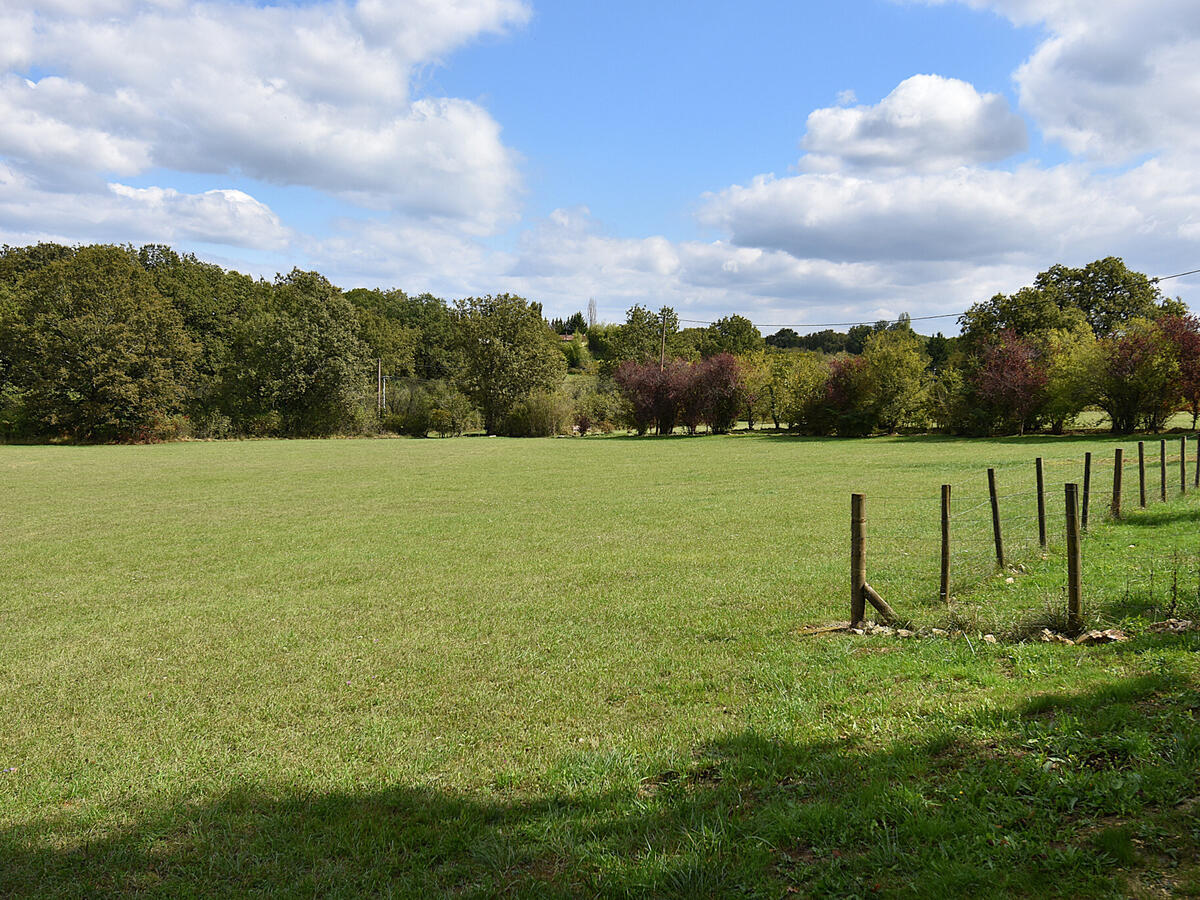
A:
[0,164,290,250]
[306,217,504,294]
[6,0,1200,329]
[2,0,528,230]
[920,0,1200,161]
[459,207,999,327]
[802,74,1026,172]
[699,163,1161,264]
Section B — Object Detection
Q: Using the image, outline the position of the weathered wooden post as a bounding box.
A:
[1160,439,1168,502]
[849,493,897,626]
[1036,457,1047,548]
[851,493,866,625]
[1138,441,1147,508]
[1082,452,1092,531]
[1182,436,1188,495]
[1066,483,1083,633]
[988,467,1005,568]
[1112,447,1124,519]
[940,484,951,604]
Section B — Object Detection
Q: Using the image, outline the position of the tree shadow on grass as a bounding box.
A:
[1117,505,1200,528]
[3,669,1199,899]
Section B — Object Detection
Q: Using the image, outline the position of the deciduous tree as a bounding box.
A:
[3,245,196,441]
[456,294,566,434]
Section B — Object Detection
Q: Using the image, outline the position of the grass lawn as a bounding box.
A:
[2,432,1198,897]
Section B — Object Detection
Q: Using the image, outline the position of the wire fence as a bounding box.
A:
[854,436,1200,632]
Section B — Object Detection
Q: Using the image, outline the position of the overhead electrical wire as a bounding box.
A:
[668,265,1199,333]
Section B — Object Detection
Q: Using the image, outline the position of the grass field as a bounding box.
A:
[2,433,1199,897]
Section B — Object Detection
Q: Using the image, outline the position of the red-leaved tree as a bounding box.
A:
[1158,314,1200,427]
[972,330,1047,434]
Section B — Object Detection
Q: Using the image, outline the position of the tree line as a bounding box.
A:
[0,243,1194,441]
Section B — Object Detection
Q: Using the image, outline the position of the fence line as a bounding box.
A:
[847,435,1200,631]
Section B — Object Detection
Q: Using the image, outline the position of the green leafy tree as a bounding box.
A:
[961,258,1170,348]
[924,332,955,372]
[701,315,762,357]
[608,304,678,367]
[1039,323,1099,433]
[137,244,267,424]
[666,326,705,361]
[861,329,929,432]
[737,349,773,429]
[845,324,874,355]
[455,294,567,434]
[558,332,593,371]
[346,288,460,380]
[549,311,588,334]
[959,286,1086,348]
[1035,257,1169,337]
[780,352,831,432]
[0,242,76,283]
[352,305,419,378]
[227,270,370,436]
[925,366,968,433]
[428,381,479,437]
[2,245,195,441]
[761,351,795,429]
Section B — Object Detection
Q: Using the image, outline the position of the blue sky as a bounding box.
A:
[430,0,1045,240]
[2,0,1198,331]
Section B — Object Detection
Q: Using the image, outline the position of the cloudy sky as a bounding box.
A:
[2,0,1199,331]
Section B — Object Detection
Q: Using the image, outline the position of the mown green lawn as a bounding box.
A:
[1,433,1198,897]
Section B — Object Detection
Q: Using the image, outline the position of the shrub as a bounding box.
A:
[504,390,573,436]
[613,355,747,435]
[194,411,233,440]
[697,354,744,433]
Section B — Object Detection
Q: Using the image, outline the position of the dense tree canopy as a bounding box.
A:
[1,244,1195,441]
[226,270,370,436]
[1,245,195,441]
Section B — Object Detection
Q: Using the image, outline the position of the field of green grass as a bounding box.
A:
[2,433,1198,897]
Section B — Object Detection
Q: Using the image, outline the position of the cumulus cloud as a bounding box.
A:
[674,2,1200,320]
[487,208,986,326]
[699,164,1165,264]
[802,74,1026,172]
[0,164,290,250]
[2,0,528,231]
[919,0,1200,161]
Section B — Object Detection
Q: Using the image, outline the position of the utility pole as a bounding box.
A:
[377,358,383,415]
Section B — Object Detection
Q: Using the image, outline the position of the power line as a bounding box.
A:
[1153,267,1200,283]
[679,311,960,330]
[672,265,1198,333]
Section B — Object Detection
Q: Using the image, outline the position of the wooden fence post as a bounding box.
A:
[1066,483,1083,633]
[1160,439,1167,502]
[988,467,1005,568]
[1112,447,1124,519]
[1138,441,1147,508]
[851,493,866,625]
[1036,457,1047,548]
[849,493,897,626]
[1182,436,1188,495]
[1082,452,1092,531]
[940,484,951,604]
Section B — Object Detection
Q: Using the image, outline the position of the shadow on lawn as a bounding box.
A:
[1118,505,1200,528]
[3,668,1199,899]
